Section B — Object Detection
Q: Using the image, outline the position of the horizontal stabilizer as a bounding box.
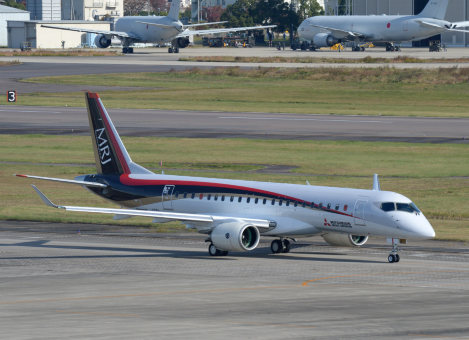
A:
[16,174,107,188]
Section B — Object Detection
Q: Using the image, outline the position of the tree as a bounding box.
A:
[297,0,324,22]
[220,0,257,27]
[253,0,299,32]
[4,0,26,10]
[124,0,148,15]
[202,5,224,23]
[150,0,170,15]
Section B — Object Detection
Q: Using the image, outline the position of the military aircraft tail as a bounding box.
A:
[85,92,153,176]
[168,0,181,21]
[418,0,449,20]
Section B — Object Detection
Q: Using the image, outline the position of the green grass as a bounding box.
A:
[11,67,469,117]
[2,134,469,241]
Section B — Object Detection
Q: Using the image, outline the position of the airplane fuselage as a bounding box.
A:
[80,172,435,240]
[115,16,182,43]
[299,15,449,43]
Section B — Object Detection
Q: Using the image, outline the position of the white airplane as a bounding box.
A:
[297,0,469,51]
[17,92,435,263]
[41,0,275,54]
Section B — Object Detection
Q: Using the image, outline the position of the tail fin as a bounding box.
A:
[167,0,181,21]
[418,0,449,19]
[85,92,153,175]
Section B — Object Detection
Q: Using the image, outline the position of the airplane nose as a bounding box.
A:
[410,216,435,239]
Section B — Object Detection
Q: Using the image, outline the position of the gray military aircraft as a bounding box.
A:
[42,0,275,54]
[297,0,469,51]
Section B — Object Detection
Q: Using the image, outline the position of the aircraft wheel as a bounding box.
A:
[174,47,179,53]
[168,47,173,53]
[271,239,284,254]
[395,254,400,262]
[282,239,291,253]
[129,47,134,53]
[122,47,128,53]
[209,243,218,256]
[361,46,365,51]
[388,254,396,263]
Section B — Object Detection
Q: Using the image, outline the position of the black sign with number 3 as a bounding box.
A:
[7,91,16,102]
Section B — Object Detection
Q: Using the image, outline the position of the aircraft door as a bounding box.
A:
[162,185,175,210]
[353,200,367,226]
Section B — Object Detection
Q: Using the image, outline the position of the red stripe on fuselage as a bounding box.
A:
[119,174,353,217]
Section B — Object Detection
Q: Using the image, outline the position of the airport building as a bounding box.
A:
[0,4,30,47]
[7,20,111,48]
[324,0,469,46]
[26,0,122,21]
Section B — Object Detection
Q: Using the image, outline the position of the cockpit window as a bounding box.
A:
[381,202,395,212]
[396,202,420,214]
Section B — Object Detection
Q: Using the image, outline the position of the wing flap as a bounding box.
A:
[177,25,276,37]
[40,25,138,39]
[309,24,364,40]
[31,186,276,230]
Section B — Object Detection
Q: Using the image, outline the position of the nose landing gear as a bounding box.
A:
[388,238,401,263]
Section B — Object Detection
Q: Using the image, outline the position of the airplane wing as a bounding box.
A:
[16,174,107,188]
[308,24,365,40]
[416,20,469,33]
[176,25,277,38]
[40,25,139,39]
[450,21,469,28]
[31,185,276,230]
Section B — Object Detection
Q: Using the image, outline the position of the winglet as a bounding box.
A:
[372,174,381,191]
[31,185,61,209]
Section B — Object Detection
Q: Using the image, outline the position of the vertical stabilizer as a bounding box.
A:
[167,0,181,21]
[418,0,449,19]
[85,92,153,175]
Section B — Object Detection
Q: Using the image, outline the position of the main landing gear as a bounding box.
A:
[270,238,292,254]
[168,46,179,53]
[208,242,228,256]
[385,43,401,52]
[122,47,134,54]
[388,238,401,263]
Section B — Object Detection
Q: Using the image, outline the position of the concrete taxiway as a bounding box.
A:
[1,105,469,143]
[1,221,468,339]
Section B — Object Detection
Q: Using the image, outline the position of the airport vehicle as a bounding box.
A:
[297,0,469,51]
[41,0,274,54]
[18,92,435,263]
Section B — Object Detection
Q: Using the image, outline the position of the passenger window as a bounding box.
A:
[279,200,282,206]
[381,202,395,212]
[238,197,242,203]
[175,192,179,198]
[255,198,259,204]
[191,193,195,199]
[230,196,234,202]
[208,194,211,200]
[286,201,290,207]
[221,196,225,201]
[302,202,306,208]
[184,193,187,198]
[247,197,251,203]
[294,202,297,207]
[263,198,267,204]
[335,204,339,210]
[271,199,275,205]
[327,203,331,209]
[214,195,218,201]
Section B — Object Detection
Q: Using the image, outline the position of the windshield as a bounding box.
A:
[380,202,395,211]
[396,202,420,214]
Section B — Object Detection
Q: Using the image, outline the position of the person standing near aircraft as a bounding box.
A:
[297,0,469,51]
[17,92,435,263]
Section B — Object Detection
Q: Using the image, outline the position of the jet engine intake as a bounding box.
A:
[94,34,112,48]
[211,222,260,252]
[175,37,190,48]
[322,233,368,247]
[313,33,339,47]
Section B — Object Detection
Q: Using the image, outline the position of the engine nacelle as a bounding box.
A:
[322,233,369,247]
[313,33,339,47]
[94,34,112,48]
[175,37,190,48]
[211,222,260,252]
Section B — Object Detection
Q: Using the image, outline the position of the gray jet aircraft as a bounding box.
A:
[297,0,469,51]
[42,0,275,53]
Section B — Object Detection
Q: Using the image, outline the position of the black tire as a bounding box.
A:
[395,254,400,262]
[271,239,283,254]
[174,47,179,53]
[282,239,291,253]
[129,47,134,53]
[168,47,173,53]
[388,254,395,263]
[209,243,218,256]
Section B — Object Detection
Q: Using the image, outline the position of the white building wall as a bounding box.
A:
[0,9,30,46]
[28,0,62,20]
